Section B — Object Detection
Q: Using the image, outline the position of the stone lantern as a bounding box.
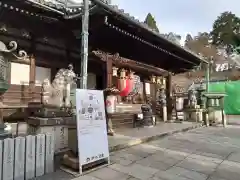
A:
[0,40,27,139]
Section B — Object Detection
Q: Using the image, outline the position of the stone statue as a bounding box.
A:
[158,86,166,106]
[188,89,197,108]
[42,64,79,108]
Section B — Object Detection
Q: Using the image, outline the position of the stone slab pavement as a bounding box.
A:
[108,122,201,152]
[36,125,240,180]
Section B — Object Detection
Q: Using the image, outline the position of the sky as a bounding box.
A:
[111,0,240,44]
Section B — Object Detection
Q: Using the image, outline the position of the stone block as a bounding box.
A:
[45,133,55,174]
[25,135,36,180]
[176,157,218,174]
[90,167,129,180]
[14,137,26,180]
[3,138,14,180]
[35,134,46,177]
[54,126,68,152]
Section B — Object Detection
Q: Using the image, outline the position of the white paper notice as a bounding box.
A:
[75,89,109,167]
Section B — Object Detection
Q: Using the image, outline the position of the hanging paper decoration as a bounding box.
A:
[132,75,141,94]
[118,69,133,97]
[119,78,131,97]
[118,69,126,91]
[112,67,118,77]
[128,71,135,93]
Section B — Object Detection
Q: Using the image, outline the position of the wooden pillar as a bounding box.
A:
[166,73,173,120]
[106,55,112,88]
[103,54,114,135]
[29,55,36,101]
[150,78,157,114]
[141,77,147,103]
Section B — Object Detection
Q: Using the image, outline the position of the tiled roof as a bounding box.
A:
[25,0,205,63]
[26,0,88,14]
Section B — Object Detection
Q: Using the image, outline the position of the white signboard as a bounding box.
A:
[75,89,109,173]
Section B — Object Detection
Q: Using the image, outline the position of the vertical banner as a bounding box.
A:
[75,89,110,174]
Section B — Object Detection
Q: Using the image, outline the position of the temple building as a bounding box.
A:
[0,0,206,130]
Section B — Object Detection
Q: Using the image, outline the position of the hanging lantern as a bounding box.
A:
[128,70,135,93]
[130,75,141,95]
[112,67,118,77]
[150,75,156,83]
[118,69,131,97]
[118,69,126,91]
[156,76,161,84]
[162,77,166,88]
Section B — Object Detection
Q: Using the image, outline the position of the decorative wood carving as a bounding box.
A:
[92,50,168,76]
[92,50,108,62]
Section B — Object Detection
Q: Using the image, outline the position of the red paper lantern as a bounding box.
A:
[118,78,132,97]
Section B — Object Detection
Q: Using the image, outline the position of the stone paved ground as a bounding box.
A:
[108,122,199,151]
[38,126,240,180]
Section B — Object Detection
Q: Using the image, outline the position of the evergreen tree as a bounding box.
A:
[210,11,240,53]
[185,32,218,62]
[144,13,159,32]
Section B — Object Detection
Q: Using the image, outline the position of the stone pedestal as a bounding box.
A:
[32,107,71,118]
[64,119,78,155]
[184,109,203,122]
[27,116,75,153]
[68,127,78,155]
[208,109,227,126]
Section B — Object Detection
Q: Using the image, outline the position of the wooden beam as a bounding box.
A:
[92,50,169,76]
[92,50,107,62]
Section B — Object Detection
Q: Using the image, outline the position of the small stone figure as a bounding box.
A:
[42,64,79,108]
[141,97,153,126]
[158,85,167,122]
[158,86,166,106]
[188,89,197,108]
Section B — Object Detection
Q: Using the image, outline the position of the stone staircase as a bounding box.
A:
[172,110,184,121]
[111,104,142,130]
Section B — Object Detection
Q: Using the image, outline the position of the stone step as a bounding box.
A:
[116,104,142,113]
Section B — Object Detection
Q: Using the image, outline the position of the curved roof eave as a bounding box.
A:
[22,0,209,65]
[91,0,209,65]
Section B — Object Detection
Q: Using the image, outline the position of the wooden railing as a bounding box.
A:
[2,84,42,106]
[0,84,42,120]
